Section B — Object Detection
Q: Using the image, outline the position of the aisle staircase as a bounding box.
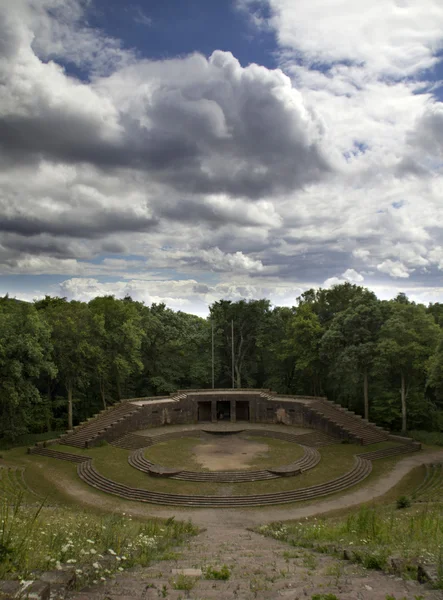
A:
[310,399,389,445]
[59,401,142,448]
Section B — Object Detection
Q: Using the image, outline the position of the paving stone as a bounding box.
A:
[40,570,76,588]
[171,568,202,576]
[0,580,21,599]
[24,581,50,600]
[65,526,443,600]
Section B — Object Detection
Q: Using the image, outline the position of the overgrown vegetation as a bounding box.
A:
[204,564,231,580]
[259,503,443,586]
[0,492,197,585]
[2,285,443,441]
[409,430,443,447]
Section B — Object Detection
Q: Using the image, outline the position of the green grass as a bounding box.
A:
[143,435,305,471]
[0,475,198,585]
[0,438,423,513]
[259,502,443,585]
[1,499,198,585]
[3,442,404,501]
[86,442,361,496]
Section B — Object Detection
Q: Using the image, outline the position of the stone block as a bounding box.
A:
[39,569,76,588]
[0,580,21,599]
[417,563,439,584]
[171,568,202,577]
[23,581,50,600]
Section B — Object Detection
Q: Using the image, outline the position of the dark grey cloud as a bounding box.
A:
[0,211,158,239]
[0,234,84,259]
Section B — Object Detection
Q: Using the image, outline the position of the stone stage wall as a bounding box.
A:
[89,390,351,446]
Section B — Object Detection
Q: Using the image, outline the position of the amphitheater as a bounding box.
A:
[29,389,422,508]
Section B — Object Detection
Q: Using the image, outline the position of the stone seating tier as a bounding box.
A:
[77,455,372,507]
[127,434,321,482]
[413,463,443,502]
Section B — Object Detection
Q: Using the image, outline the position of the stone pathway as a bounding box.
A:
[63,449,443,600]
[68,526,442,600]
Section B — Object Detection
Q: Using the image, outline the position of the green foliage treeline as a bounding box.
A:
[1,283,443,440]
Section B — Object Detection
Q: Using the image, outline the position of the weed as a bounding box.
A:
[396,496,411,509]
[171,574,196,591]
[161,584,168,597]
[283,550,299,560]
[92,439,109,448]
[0,481,197,584]
[311,594,340,600]
[325,561,343,584]
[260,503,443,578]
[302,553,317,570]
[204,564,231,580]
[362,551,387,570]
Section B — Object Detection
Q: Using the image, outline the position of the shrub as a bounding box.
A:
[396,496,411,509]
[204,564,231,580]
[171,574,196,590]
[363,551,387,570]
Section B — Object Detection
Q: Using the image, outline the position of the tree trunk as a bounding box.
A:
[67,382,73,430]
[46,380,52,432]
[235,332,244,389]
[401,371,407,433]
[100,377,106,410]
[235,364,242,389]
[363,369,369,421]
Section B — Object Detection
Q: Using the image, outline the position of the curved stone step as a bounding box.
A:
[414,463,443,501]
[77,456,372,507]
[128,440,321,483]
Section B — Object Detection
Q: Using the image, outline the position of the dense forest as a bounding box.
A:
[1,283,443,440]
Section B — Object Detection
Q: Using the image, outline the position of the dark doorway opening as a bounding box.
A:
[198,401,212,422]
[236,401,250,421]
[216,401,231,421]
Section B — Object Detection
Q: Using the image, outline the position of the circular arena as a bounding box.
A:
[29,389,421,508]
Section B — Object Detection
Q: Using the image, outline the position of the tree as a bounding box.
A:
[320,292,382,419]
[210,299,271,388]
[0,297,55,439]
[298,283,368,326]
[376,302,440,432]
[427,332,443,408]
[47,301,100,429]
[280,304,324,396]
[89,296,145,402]
[259,306,297,393]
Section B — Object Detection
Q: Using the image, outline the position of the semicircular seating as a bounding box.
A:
[413,463,443,502]
[127,429,321,482]
[77,455,372,507]
[128,444,320,482]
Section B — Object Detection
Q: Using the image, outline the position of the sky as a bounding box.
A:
[1,0,443,316]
